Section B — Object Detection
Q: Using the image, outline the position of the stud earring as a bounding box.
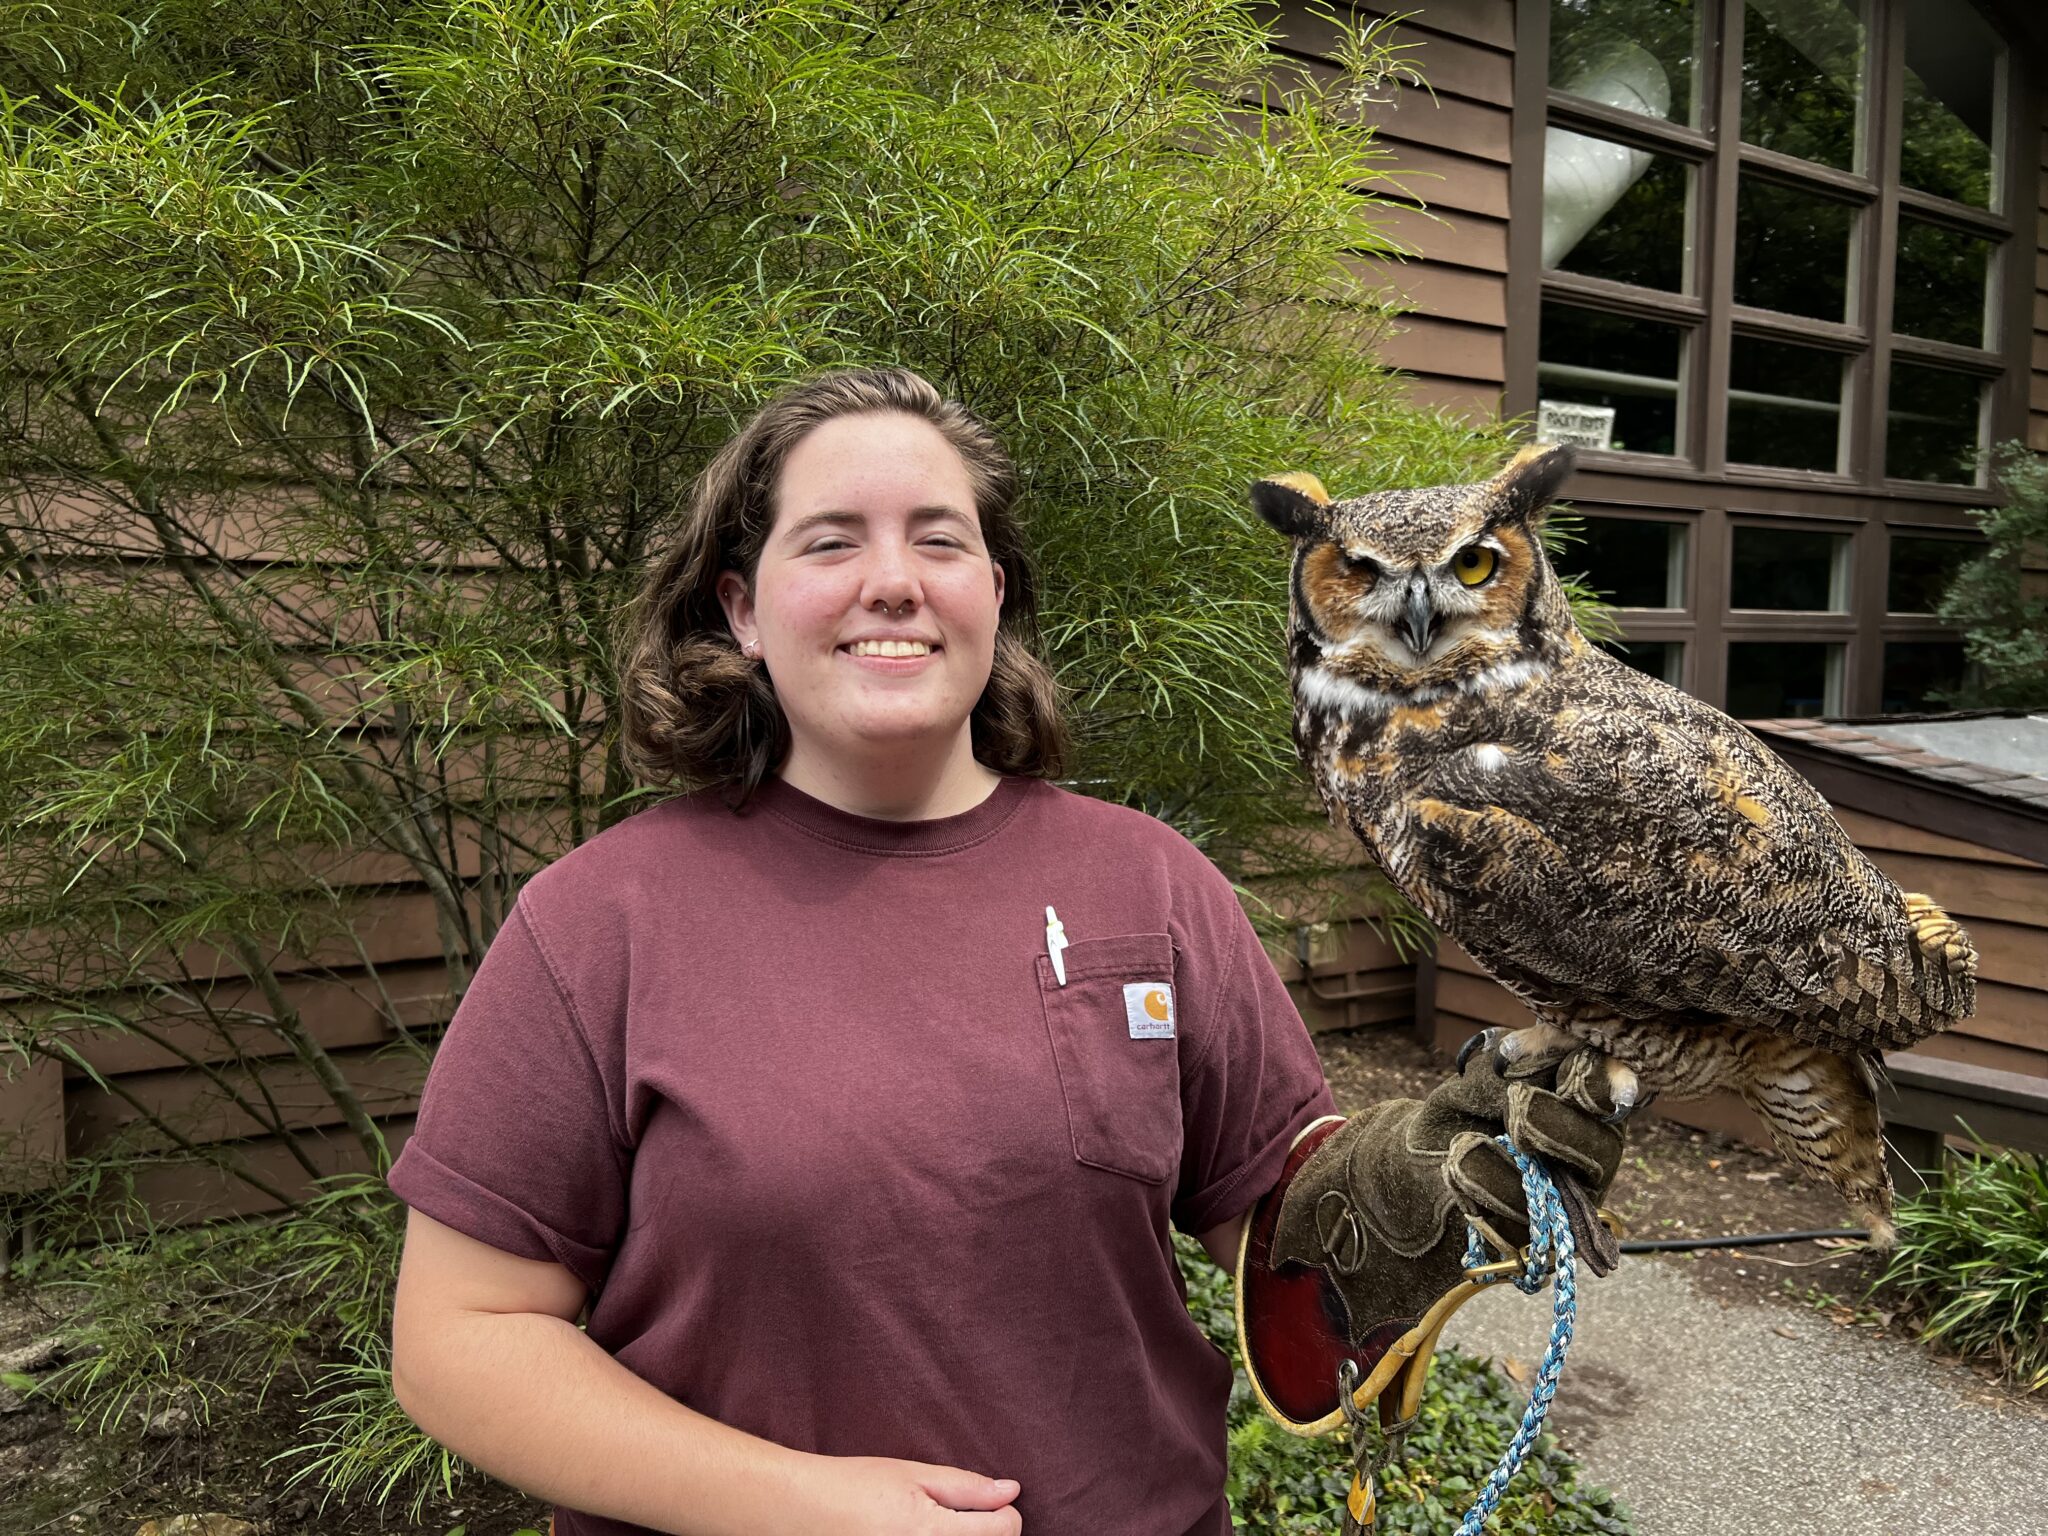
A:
[740,639,760,659]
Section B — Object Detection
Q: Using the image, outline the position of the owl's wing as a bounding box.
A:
[1378,662,1970,1051]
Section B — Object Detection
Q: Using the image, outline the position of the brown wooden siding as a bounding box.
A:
[1,778,572,1227]
[0,1056,64,1198]
[1264,0,1516,419]
[125,1125,392,1231]
[1270,922,1415,1035]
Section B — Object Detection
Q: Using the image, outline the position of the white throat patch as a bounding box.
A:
[1461,657,1551,697]
[1296,665,1400,719]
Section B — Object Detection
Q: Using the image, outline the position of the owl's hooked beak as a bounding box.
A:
[1397,575,1439,656]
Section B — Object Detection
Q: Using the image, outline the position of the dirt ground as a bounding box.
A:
[0,1260,553,1536]
[0,1023,2022,1535]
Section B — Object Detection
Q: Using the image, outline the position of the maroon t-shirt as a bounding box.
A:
[386,773,1336,1535]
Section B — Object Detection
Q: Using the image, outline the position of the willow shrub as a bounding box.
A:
[3,0,1531,1514]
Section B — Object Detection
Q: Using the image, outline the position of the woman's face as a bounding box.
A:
[717,410,1005,767]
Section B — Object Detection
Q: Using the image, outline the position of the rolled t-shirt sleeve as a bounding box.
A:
[386,898,628,1295]
[1171,895,1338,1238]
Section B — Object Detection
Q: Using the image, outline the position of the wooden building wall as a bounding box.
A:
[1,806,571,1228]
[1262,0,1517,421]
[1274,921,1415,1036]
[1343,0,2048,476]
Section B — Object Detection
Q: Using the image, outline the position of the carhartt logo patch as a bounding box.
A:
[1123,982,1175,1039]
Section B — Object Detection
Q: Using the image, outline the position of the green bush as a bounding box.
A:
[1935,442,2048,710]
[13,1175,464,1522]
[1877,1143,2048,1393]
[0,0,1509,1254]
[1175,1233,1634,1535]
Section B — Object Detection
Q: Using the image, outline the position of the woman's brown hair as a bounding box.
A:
[614,366,1067,805]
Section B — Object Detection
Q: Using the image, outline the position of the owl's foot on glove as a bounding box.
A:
[1465,1023,1643,1126]
[1446,1031,1633,1274]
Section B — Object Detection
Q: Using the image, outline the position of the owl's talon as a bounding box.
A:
[1602,1088,1654,1126]
[1456,1027,1508,1074]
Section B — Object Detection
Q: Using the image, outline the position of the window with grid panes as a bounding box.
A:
[1534,0,2018,716]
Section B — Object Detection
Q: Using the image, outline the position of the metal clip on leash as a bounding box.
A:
[1337,1134,1581,1536]
[1336,1352,1418,1534]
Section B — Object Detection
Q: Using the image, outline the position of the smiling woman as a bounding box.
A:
[382,365,1347,1536]
[381,368,1626,1536]
[711,410,1011,819]
[612,367,1065,816]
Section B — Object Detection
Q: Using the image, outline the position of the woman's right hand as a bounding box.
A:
[827,1456,1022,1533]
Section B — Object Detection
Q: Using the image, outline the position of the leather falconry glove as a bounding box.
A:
[1235,1033,1629,1438]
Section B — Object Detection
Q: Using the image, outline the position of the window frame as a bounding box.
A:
[1725,514,1859,618]
[1511,0,2032,492]
[1506,0,2035,718]
[1882,525,1989,617]
[1564,508,1694,612]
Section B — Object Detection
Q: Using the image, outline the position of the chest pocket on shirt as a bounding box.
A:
[1036,932,1182,1185]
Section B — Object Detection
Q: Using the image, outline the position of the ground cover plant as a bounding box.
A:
[1876,1143,2048,1393]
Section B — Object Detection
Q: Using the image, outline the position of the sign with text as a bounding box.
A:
[1536,400,1616,450]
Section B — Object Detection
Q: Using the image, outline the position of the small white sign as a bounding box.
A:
[1123,982,1176,1039]
[1537,400,1616,450]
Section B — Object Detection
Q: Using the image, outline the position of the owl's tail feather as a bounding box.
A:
[1903,892,1978,1034]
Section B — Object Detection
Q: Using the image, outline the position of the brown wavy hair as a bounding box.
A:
[614,366,1068,806]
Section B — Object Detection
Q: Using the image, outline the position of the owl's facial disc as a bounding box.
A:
[1320,541,1501,667]
[1280,451,1579,717]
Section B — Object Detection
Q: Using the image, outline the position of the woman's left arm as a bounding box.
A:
[1194,1210,1249,1272]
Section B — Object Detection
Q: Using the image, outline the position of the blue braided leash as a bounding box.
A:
[1450,1134,1579,1536]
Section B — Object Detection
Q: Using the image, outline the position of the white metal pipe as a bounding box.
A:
[1544,43,1673,269]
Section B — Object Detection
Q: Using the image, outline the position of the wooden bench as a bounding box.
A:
[1879,1052,2048,1196]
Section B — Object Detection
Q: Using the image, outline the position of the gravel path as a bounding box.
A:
[1441,1253,2048,1536]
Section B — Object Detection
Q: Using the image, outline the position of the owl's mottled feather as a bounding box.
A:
[1254,445,1977,1241]
[1365,665,1971,1048]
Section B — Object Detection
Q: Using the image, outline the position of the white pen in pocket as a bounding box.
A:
[1044,905,1069,986]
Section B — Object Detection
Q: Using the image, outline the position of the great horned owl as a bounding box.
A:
[1252,445,1977,1244]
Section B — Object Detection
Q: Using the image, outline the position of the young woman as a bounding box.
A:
[385,367,1624,1536]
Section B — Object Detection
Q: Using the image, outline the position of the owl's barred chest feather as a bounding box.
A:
[1286,622,1968,1056]
[1294,652,1592,884]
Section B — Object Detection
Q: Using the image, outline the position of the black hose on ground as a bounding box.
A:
[1618,1227,1870,1253]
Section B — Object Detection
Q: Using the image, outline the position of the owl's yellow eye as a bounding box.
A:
[1453,545,1497,586]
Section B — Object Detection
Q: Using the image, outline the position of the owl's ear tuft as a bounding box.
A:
[1250,473,1332,539]
[1490,443,1576,527]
